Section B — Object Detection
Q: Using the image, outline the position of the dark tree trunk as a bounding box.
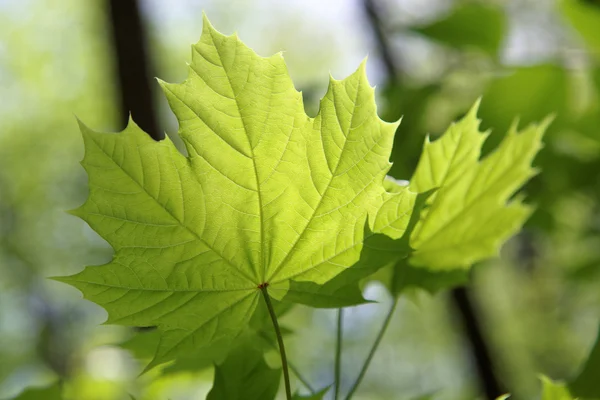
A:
[106,0,162,140]
[452,287,505,398]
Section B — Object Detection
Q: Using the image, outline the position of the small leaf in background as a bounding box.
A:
[408,102,548,269]
[412,4,506,56]
[56,15,416,368]
[540,376,575,400]
[207,342,281,400]
[8,382,62,400]
[569,325,600,398]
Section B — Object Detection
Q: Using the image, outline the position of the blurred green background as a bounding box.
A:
[1,0,600,399]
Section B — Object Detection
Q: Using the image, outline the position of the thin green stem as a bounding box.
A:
[258,331,316,393]
[345,298,398,400]
[260,285,292,400]
[334,308,344,400]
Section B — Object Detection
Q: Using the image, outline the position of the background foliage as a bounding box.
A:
[1,0,599,399]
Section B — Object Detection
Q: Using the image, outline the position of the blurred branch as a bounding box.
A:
[106,0,162,140]
[452,287,505,399]
[362,0,400,84]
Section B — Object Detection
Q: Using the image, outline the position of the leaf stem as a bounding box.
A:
[334,308,344,400]
[345,298,398,400]
[260,285,292,400]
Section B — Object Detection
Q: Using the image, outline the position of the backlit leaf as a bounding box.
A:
[56,15,416,367]
[408,102,548,269]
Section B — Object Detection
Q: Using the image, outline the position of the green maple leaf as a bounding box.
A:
[362,103,547,296]
[56,15,415,367]
[407,102,548,270]
[281,179,426,308]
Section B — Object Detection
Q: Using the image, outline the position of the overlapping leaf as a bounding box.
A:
[365,103,547,295]
[287,104,547,299]
[408,102,548,270]
[282,180,427,307]
[57,16,416,367]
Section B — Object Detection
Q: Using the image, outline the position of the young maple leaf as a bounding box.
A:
[373,103,549,295]
[408,103,549,269]
[56,16,416,367]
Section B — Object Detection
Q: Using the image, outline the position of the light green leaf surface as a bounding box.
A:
[207,341,281,400]
[408,102,548,270]
[285,183,428,305]
[366,103,545,295]
[57,16,415,367]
